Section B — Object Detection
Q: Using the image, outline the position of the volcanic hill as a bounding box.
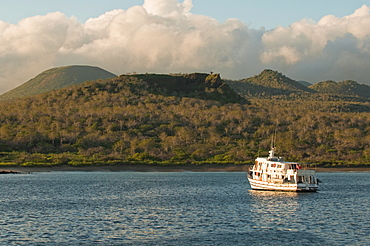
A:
[0,65,117,101]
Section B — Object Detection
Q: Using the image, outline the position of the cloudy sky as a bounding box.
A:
[1,0,370,94]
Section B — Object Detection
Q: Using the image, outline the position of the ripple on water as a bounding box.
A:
[0,172,369,245]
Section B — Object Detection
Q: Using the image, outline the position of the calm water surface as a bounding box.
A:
[0,171,369,245]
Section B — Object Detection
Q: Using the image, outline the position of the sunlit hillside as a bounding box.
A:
[0,65,117,102]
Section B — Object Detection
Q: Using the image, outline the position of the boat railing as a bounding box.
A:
[286,169,296,175]
[298,163,317,170]
[297,169,315,175]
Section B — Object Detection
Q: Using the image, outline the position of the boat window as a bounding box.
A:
[277,164,282,168]
[297,176,303,183]
[309,176,315,184]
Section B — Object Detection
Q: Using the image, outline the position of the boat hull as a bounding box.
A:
[248,177,318,192]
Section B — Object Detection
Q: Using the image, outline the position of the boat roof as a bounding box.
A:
[255,147,301,164]
[255,157,299,164]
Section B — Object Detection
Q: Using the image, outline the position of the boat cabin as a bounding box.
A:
[248,147,318,191]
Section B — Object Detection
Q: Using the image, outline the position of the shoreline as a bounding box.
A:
[1,164,370,173]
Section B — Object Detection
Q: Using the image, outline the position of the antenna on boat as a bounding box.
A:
[270,127,277,148]
[269,127,277,158]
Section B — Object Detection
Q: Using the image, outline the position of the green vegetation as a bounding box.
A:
[227,69,314,97]
[0,68,369,168]
[0,65,116,102]
[309,80,370,99]
[228,69,370,101]
[129,73,248,104]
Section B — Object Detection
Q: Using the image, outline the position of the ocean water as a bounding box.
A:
[0,171,369,245]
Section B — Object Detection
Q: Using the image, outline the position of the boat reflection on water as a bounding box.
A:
[248,190,301,213]
[246,189,327,244]
[247,189,315,231]
[249,189,300,198]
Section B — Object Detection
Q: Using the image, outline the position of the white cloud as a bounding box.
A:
[261,4,370,83]
[1,1,370,94]
[0,12,76,93]
[143,0,193,16]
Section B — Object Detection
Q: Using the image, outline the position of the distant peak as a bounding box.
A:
[258,69,286,78]
[309,79,370,99]
[0,65,117,101]
[237,69,314,96]
[261,69,278,73]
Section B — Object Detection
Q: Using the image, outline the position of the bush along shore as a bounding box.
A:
[0,151,252,168]
[1,151,370,174]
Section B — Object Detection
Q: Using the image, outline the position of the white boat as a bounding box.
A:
[247,147,319,192]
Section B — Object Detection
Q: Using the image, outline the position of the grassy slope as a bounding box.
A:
[0,65,117,101]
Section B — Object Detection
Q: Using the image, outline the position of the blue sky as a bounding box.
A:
[193,0,369,29]
[1,0,368,29]
[1,0,370,93]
